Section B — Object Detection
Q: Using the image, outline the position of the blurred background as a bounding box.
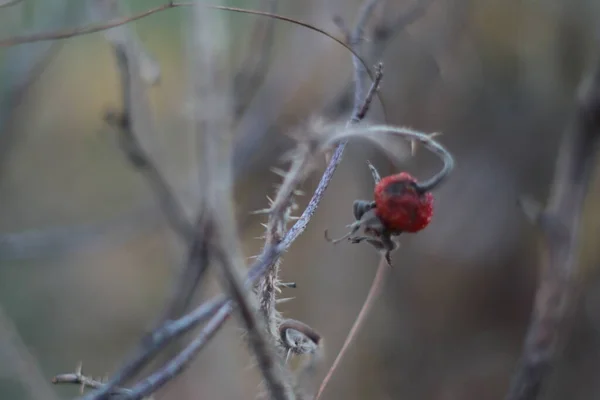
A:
[2,0,600,399]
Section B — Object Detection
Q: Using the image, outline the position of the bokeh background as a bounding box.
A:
[2,0,600,399]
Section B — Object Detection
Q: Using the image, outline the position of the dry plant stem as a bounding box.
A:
[215,247,293,400]
[0,3,375,80]
[53,365,133,397]
[258,0,384,335]
[350,0,382,111]
[112,34,208,326]
[109,46,193,242]
[0,3,385,112]
[75,40,209,400]
[0,0,22,9]
[125,303,231,399]
[194,1,293,397]
[314,257,390,400]
[325,0,435,121]
[75,4,382,399]
[505,59,600,400]
[81,35,386,400]
[108,23,205,326]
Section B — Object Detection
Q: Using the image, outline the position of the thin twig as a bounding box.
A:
[107,46,193,241]
[125,303,231,399]
[325,0,436,119]
[52,363,133,397]
[73,3,385,399]
[134,46,385,392]
[0,3,376,82]
[0,0,22,9]
[505,58,600,400]
[315,256,390,400]
[80,32,386,400]
[74,28,209,400]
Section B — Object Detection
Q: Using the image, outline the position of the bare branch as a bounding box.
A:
[106,46,193,241]
[325,0,437,119]
[63,4,393,399]
[80,30,387,400]
[0,3,377,83]
[191,1,293,397]
[0,3,179,47]
[72,14,209,400]
[125,303,232,399]
[52,362,134,397]
[505,58,600,400]
[0,0,22,9]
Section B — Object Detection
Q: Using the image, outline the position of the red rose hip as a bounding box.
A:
[373,172,434,233]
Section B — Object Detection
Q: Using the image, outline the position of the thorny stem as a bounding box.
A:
[56,2,397,399]
[315,256,390,400]
[325,125,454,193]
[80,33,386,400]
[193,0,293,397]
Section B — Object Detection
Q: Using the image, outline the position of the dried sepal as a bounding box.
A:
[279,319,322,361]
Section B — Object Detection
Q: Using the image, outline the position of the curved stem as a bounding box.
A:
[315,256,390,400]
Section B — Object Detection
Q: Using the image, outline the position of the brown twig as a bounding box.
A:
[505,58,600,400]
[315,256,390,400]
[0,3,376,81]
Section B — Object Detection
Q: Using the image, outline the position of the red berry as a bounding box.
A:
[373,172,434,233]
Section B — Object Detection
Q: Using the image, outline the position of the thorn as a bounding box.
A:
[250,208,272,215]
[288,216,300,221]
[324,149,333,165]
[367,160,381,184]
[75,361,83,376]
[294,189,305,196]
[270,167,287,177]
[248,254,260,260]
[411,132,442,156]
[280,282,297,288]
[266,195,274,205]
[276,297,296,304]
[260,223,269,229]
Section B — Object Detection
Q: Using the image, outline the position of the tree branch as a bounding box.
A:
[505,57,600,400]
